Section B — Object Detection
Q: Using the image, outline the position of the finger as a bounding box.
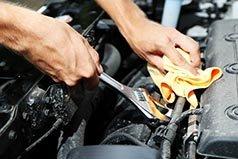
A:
[81,53,99,89]
[76,38,100,89]
[147,54,165,73]
[83,39,103,74]
[170,29,201,67]
[58,71,77,86]
[89,48,103,74]
[51,76,60,82]
[84,52,100,89]
[161,42,198,75]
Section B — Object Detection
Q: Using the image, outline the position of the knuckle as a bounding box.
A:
[82,68,96,79]
[70,74,80,82]
[65,80,76,86]
[62,74,78,86]
[158,38,171,50]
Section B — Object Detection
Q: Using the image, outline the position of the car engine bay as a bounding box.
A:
[1,0,238,159]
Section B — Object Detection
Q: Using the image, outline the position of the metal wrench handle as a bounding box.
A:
[99,72,124,91]
[99,72,155,119]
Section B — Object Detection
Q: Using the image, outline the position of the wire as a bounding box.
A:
[174,108,203,125]
[17,118,63,159]
[160,97,186,159]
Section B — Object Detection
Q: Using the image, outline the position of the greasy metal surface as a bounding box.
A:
[198,20,238,159]
[6,0,47,10]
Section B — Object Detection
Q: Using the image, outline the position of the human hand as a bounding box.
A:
[121,19,201,74]
[24,18,103,87]
[96,0,200,73]
[0,3,102,87]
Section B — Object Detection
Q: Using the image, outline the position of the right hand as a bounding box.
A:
[119,18,200,74]
[95,0,200,74]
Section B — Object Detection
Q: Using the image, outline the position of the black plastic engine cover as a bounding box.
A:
[198,20,238,158]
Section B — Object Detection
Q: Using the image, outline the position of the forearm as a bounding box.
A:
[0,2,56,54]
[0,2,102,86]
[95,0,147,36]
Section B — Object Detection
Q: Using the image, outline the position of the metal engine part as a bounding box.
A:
[198,19,238,159]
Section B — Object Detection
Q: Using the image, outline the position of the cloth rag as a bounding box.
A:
[147,48,222,108]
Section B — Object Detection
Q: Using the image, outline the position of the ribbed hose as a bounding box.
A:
[160,97,186,159]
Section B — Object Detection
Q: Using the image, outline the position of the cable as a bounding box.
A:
[160,97,186,159]
[17,118,63,159]
[174,108,203,125]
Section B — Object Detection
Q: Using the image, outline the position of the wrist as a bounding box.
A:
[0,3,56,55]
[118,16,148,39]
[96,0,147,40]
[0,3,29,53]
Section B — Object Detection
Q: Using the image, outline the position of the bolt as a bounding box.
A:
[44,109,49,116]
[8,130,17,140]
[194,136,198,142]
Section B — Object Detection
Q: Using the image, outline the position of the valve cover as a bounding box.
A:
[198,19,238,158]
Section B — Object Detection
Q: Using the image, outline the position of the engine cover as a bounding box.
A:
[198,20,238,158]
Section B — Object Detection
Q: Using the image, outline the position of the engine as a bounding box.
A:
[1,0,238,159]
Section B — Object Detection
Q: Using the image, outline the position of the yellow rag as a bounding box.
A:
[147,48,222,108]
